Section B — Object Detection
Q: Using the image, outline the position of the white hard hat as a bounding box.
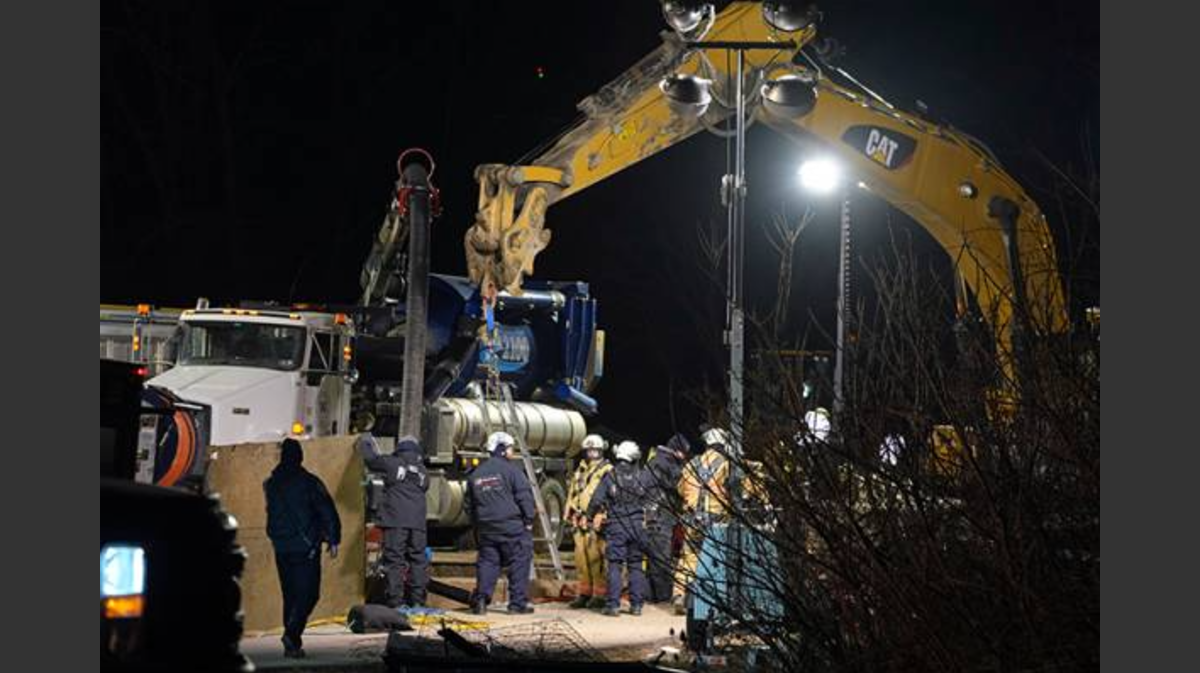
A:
[701,427,729,448]
[802,408,831,441]
[879,434,905,465]
[582,434,608,451]
[613,440,641,463]
[485,431,516,455]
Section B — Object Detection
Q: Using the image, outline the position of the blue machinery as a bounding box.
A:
[687,523,785,655]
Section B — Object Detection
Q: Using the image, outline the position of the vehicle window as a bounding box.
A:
[175,321,306,371]
[310,332,334,371]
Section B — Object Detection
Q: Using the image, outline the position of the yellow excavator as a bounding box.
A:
[463,0,1069,369]
[454,4,1085,643]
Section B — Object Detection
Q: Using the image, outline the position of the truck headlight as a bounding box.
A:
[101,544,145,619]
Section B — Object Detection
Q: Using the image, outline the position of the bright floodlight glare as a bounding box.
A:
[798,158,842,194]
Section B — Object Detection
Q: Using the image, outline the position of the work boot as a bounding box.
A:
[601,605,620,617]
[586,596,608,609]
[281,634,305,658]
[629,604,643,616]
[507,603,535,615]
[470,599,487,615]
[569,594,592,609]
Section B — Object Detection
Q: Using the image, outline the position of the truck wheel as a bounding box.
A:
[536,479,567,551]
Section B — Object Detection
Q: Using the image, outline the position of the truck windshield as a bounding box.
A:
[175,321,306,371]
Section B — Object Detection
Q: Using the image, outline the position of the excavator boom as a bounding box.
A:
[464,1,1067,352]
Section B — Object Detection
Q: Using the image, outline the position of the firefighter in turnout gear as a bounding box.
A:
[587,440,652,617]
[565,434,612,609]
[673,427,733,615]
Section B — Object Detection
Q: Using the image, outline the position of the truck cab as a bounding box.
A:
[134,276,601,545]
[148,308,355,448]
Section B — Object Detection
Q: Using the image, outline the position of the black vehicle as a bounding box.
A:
[101,359,250,672]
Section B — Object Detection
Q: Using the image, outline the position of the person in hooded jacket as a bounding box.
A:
[264,438,341,658]
[465,431,537,615]
[644,432,690,604]
[358,434,429,607]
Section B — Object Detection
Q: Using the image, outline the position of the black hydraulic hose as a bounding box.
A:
[398,154,434,440]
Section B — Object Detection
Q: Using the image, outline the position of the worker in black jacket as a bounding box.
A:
[587,440,652,617]
[358,434,429,607]
[644,432,690,604]
[264,438,341,658]
[465,431,537,615]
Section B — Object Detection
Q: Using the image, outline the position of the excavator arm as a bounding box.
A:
[464,29,711,295]
[756,66,1069,340]
[464,1,1067,349]
[464,2,804,295]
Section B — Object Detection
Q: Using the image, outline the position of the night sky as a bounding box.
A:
[101,1,1099,442]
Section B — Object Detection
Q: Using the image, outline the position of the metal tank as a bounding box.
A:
[422,397,586,530]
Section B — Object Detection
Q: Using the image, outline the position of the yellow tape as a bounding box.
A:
[407,614,491,631]
[255,613,491,635]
